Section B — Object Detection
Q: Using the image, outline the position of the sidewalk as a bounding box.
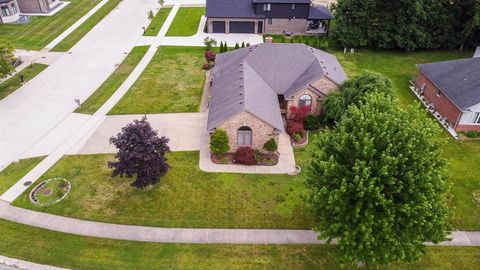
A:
[0,201,479,246]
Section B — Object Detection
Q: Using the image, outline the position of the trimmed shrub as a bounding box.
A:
[210,129,229,155]
[466,131,480,138]
[287,121,305,137]
[304,115,321,130]
[234,147,256,165]
[235,42,240,49]
[263,138,278,153]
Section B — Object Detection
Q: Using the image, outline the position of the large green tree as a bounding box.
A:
[0,40,15,79]
[307,92,451,267]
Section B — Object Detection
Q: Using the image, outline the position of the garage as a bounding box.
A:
[212,21,226,33]
[229,21,255,33]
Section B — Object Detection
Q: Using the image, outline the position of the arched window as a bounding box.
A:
[237,126,252,146]
[298,94,312,108]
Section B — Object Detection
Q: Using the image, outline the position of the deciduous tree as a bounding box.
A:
[0,40,15,79]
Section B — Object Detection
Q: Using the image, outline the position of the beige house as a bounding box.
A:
[207,43,348,151]
[0,0,61,23]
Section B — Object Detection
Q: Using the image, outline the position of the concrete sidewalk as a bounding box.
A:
[0,201,479,246]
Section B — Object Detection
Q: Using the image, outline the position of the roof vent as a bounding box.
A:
[239,101,244,104]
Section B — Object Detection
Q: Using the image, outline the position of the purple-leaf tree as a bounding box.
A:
[108,116,170,189]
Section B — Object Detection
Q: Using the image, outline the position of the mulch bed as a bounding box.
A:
[290,132,308,146]
[211,152,279,166]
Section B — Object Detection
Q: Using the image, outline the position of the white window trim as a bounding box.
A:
[263,3,271,11]
[292,4,295,10]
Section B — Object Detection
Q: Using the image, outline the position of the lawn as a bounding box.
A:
[13,151,313,228]
[109,46,205,114]
[0,218,479,269]
[165,7,205,36]
[0,0,101,50]
[0,64,47,101]
[51,0,123,52]
[144,7,172,36]
[75,46,150,114]
[0,157,44,195]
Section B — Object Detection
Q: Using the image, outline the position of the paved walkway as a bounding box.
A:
[75,113,207,154]
[0,201,478,246]
[0,255,68,270]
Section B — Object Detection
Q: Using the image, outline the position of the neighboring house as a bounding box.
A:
[205,0,333,35]
[207,43,347,151]
[415,54,480,132]
[0,0,60,23]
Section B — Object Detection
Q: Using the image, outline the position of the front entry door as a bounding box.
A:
[258,21,263,34]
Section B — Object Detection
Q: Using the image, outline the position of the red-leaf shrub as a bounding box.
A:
[205,50,216,62]
[290,105,311,122]
[287,121,305,136]
[202,63,213,70]
[234,147,256,165]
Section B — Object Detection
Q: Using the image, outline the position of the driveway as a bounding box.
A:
[0,0,159,170]
[76,113,207,154]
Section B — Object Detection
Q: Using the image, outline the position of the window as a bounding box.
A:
[237,126,252,146]
[291,4,295,10]
[11,3,16,14]
[263,3,271,11]
[1,6,10,16]
[436,88,442,97]
[298,94,312,108]
[268,18,272,25]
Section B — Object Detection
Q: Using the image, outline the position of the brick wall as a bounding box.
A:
[264,18,307,34]
[216,111,279,152]
[415,70,462,128]
[456,124,480,132]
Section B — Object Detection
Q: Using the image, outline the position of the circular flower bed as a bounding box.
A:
[29,178,71,207]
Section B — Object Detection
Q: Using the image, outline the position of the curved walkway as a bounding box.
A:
[1,201,479,246]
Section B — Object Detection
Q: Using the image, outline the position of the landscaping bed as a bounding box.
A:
[30,178,71,206]
[211,152,279,166]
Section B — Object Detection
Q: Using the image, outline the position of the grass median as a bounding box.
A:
[165,7,205,36]
[0,157,45,195]
[144,7,172,36]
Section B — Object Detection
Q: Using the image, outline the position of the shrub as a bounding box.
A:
[263,138,278,153]
[241,41,245,47]
[294,133,302,142]
[304,115,321,130]
[204,50,216,62]
[234,147,256,165]
[287,121,305,137]
[202,63,213,70]
[466,131,480,138]
[235,42,240,49]
[254,150,262,163]
[203,37,217,51]
[210,129,229,155]
[290,105,311,123]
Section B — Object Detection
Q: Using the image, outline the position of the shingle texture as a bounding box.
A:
[418,57,480,110]
[308,5,334,20]
[207,43,348,131]
[206,0,263,18]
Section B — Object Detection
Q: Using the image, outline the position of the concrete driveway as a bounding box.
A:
[77,113,207,154]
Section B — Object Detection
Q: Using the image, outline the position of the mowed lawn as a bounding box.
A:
[166,7,205,36]
[109,46,205,114]
[0,64,47,101]
[75,46,150,114]
[0,0,101,50]
[0,156,44,195]
[13,151,313,229]
[51,0,123,52]
[144,7,172,36]
[1,219,479,270]
[329,49,479,230]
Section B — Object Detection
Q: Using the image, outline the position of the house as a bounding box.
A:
[0,0,61,23]
[207,43,347,151]
[205,0,334,35]
[415,54,480,132]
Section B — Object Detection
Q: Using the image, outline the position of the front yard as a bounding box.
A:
[166,7,205,36]
[0,156,44,195]
[109,46,205,114]
[0,0,101,50]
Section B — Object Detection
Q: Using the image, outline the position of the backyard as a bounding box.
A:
[0,64,47,101]
[166,7,205,36]
[0,0,101,50]
[109,46,205,114]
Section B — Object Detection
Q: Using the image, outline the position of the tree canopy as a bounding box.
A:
[0,40,15,79]
[307,92,451,267]
[109,117,170,188]
[332,0,479,50]
[323,72,392,122]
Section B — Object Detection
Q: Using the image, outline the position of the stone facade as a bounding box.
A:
[264,18,307,34]
[216,111,279,152]
[286,76,340,118]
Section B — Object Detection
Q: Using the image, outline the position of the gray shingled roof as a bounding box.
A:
[206,0,263,18]
[207,43,348,131]
[418,57,480,110]
[308,5,334,20]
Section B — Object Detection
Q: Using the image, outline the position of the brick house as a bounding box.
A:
[0,0,60,23]
[205,0,333,35]
[415,55,480,132]
[207,43,347,151]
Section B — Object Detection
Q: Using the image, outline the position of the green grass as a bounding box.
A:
[165,7,205,36]
[0,64,47,101]
[13,151,313,228]
[0,218,479,270]
[144,7,172,36]
[0,157,44,195]
[51,0,122,52]
[75,46,150,114]
[109,46,205,114]
[0,0,101,50]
